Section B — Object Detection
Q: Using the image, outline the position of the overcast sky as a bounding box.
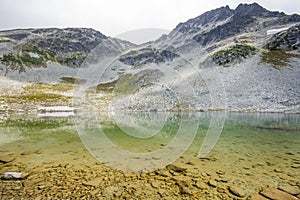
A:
[1,0,299,37]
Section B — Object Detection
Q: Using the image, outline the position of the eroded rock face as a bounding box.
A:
[265,24,300,51]
[192,3,293,46]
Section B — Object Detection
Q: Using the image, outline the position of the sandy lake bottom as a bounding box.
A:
[0,112,299,199]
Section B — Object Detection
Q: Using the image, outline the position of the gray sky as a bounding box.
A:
[1,0,299,37]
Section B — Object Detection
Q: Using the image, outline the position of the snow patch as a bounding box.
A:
[37,106,75,112]
[37,112,75,117]
[267,27,289,35]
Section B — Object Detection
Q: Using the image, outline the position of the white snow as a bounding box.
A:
[267,27,289,35]
[37,112,75,117]
[37,106,75,112]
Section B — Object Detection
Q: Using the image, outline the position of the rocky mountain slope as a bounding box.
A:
[1,3,300,113]
[0,28,135,82]
[104,3,300,113]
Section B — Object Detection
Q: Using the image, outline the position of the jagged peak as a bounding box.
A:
[174,5,233,33]
[234,2,285,17]
[235,2,267,15]
[172,2,290,36]
[235,2,265,11]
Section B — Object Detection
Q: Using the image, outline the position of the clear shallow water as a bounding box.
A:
[0,112,299,195]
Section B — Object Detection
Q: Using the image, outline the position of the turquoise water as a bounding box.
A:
[0,112,299,189]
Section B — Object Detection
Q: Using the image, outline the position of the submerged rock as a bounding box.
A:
[0,156,16,163]
[248,193,269,200]
[279,184,300,196]
[179,185,193,195]
[208,179,217,187]
[260,187,299,200]
[195,181,209,190]
[172,176,191,187]
[229,185,247,197]
[150,180,161,188]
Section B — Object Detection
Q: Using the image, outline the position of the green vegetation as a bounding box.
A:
[0,43,57,71]
[97,70,162,96]
[113,74,139,95]
[213,44,258,66]
[260,50,300,69]
[96,74,141,94]
[24,83,75,92]
[21,53,45,65]
[0,37,11,43]
[96,74,139,95]
[1,53,22,65]
[20,43,56,60]
[59,77,87,84]
[0,52,46,70]
[6,93,69,103]
[0,117,71,130]
[0,42,87,71]
[1,83,73,110]
[56,53,87,67]
[96,79,119,92]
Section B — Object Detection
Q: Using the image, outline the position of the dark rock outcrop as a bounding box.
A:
[193,3,290,46]
[119,48,179,66]
[0,28,135,69]
[265,24,300,51]
[31,28,107,55]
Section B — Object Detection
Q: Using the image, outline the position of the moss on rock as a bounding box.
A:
[260,50,300,69]
[212,44,257,66]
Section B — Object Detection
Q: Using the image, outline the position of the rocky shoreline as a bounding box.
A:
[1,157,300,199]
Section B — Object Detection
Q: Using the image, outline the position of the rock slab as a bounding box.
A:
[260,187,299,200]
[229,185,247,197]
[279,184,300,195]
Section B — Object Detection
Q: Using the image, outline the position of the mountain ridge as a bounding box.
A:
[158,2,300,51]
[0,2,300,113]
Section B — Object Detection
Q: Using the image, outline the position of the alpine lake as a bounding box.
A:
[0,111,299,199]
